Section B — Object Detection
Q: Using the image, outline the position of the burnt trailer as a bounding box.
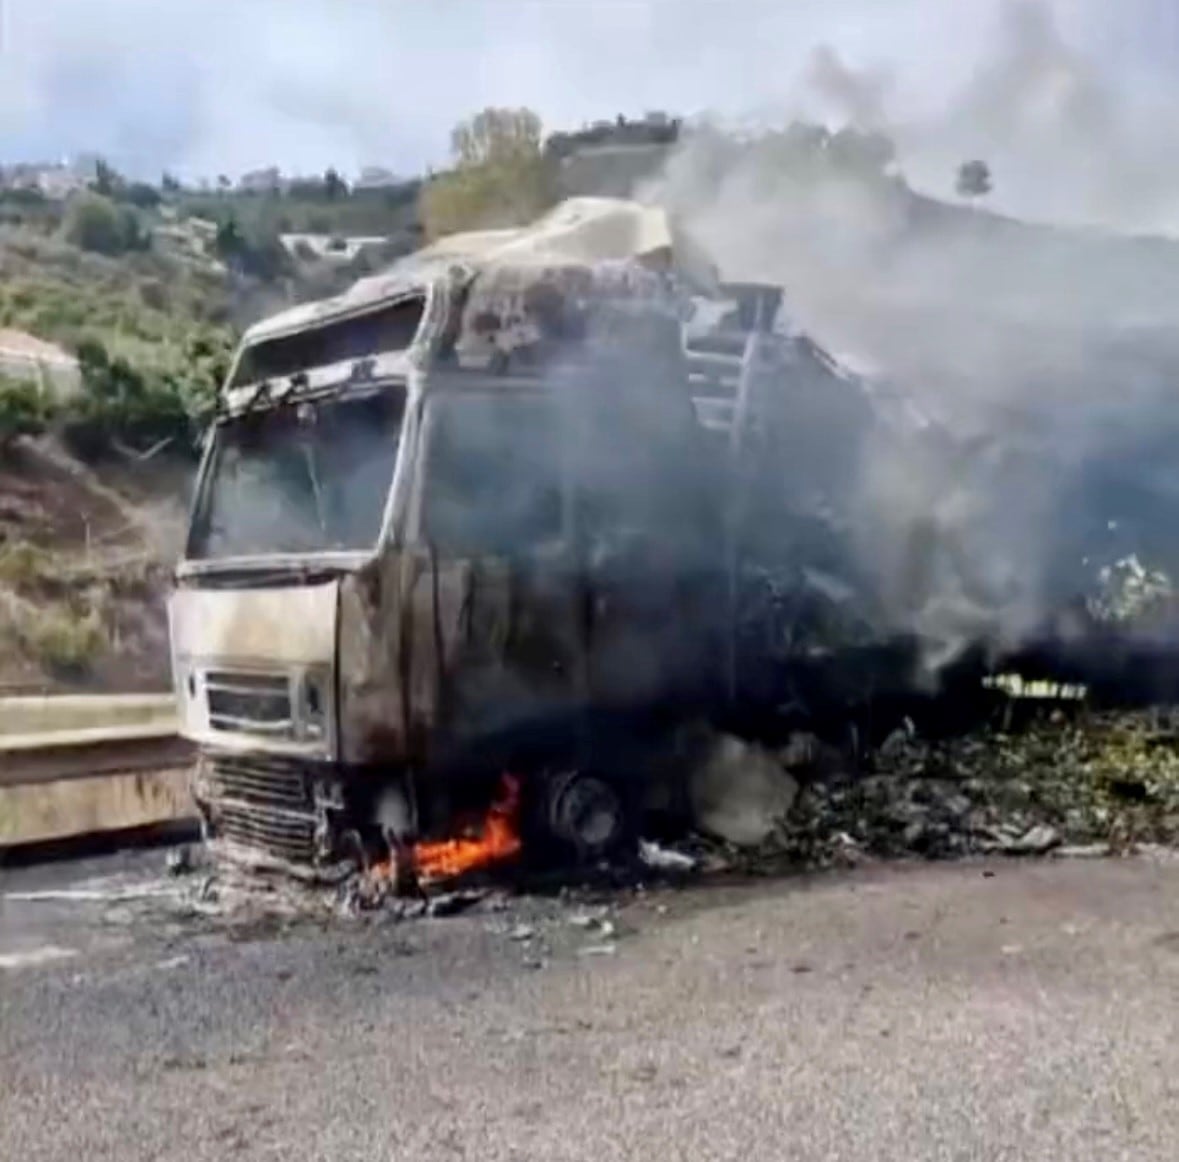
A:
[170,249,730,878]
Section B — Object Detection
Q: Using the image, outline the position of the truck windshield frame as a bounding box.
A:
[186,384,407,562]
[230,294,426,388]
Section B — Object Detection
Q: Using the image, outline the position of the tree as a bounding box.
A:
[161,172,182,193]
[0,376,49,448]
[214,215,243,256]
[213,214,289,282]
[419,106,557,241]
[451,107,544,167]
[63,194,145,255]
[956,159,993,204]
[62,336,205,460]
[122,181,162,209]
[91,157,124,197]
[323,167,348,201]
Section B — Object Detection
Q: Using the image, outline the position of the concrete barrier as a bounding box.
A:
[0,768,193,847]
[0,722,195,849]
[0,695,176,737]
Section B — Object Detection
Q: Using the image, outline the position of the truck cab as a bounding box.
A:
[170,256,723,878]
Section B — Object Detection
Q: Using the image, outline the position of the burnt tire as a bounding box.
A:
[536,770,633,864]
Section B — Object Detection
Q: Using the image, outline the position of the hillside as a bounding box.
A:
[0,437,188,693]
[0,174,423,369]
[0,170,429,690]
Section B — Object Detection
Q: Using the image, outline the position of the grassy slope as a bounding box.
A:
[0,438,188,692]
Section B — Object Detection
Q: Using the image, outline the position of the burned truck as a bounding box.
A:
[170,195,978,880]
[169,250,729,878]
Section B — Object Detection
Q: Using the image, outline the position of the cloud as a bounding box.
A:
[0,3,1065,170]
[0,0,1174,229]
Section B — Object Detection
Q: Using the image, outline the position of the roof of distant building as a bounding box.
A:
[0,329,77,368]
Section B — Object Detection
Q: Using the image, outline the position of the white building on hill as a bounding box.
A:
[0,330,81,398]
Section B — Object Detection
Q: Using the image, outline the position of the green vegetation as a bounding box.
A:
[0,226,234,361]
[212,215,291,281]
[419,107,558,241]
[2,328,228,463]
[0,541,53,588]
[0,376,51,447]
[20,605,106,676]
[59,337,214,459]
[63,193,149,256]
[176,176,421,249]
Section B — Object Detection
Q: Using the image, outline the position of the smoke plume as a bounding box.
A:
[642,1,1179,665]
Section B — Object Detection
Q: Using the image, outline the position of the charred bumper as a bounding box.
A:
[193,751,355,881]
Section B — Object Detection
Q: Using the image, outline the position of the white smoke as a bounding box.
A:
[642,1,1179,663]
[811,0,1179,234]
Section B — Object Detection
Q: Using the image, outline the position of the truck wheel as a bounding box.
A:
[542,770,630,862]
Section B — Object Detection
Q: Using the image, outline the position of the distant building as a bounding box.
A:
[37,166,88,200]
[186,217,219,239]
[238,166,282,194]
[0,330,81,398]
[151,216,221,265]
[354,166,400,190]
[546,112,681,164]
[69,153,101,183]
[279,233,389,264]
[0,160,89,200]
[557,143,675,199]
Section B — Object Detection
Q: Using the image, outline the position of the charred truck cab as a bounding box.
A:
[170,255,723,878]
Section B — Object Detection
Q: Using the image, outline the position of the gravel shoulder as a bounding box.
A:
[3,852,1179,1160]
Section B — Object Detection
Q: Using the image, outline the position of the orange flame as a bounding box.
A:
[412,773,523,881]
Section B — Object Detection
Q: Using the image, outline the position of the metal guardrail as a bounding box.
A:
[0,725,194,789]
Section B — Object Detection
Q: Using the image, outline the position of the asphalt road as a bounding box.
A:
[3,850,1179,1161]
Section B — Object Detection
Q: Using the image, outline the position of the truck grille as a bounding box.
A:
[203,754,316,865]
[218,803,317,864]
[205,670,294,739]
[205,753,310,809]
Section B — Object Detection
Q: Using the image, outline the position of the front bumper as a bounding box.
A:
[193,751,355,880]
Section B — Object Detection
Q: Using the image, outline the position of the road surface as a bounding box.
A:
[3,850,1179,1160]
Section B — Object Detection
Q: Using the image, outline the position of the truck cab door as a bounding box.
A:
[407,387,587,765]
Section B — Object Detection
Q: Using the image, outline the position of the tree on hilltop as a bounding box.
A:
[419,106,557,241]
[956,159,993,205]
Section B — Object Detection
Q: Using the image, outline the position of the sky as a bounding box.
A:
[0,0,1178,225]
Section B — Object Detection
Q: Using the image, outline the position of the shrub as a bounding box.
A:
[22,606,105,676]
[0,542,53,588]
[1,186,48,208]
[122,182,162,210]
[63,194,147,256]
[56,334,224,461]
[214,215,290,282]
[138,278,169,311]
[0,375,50,447]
